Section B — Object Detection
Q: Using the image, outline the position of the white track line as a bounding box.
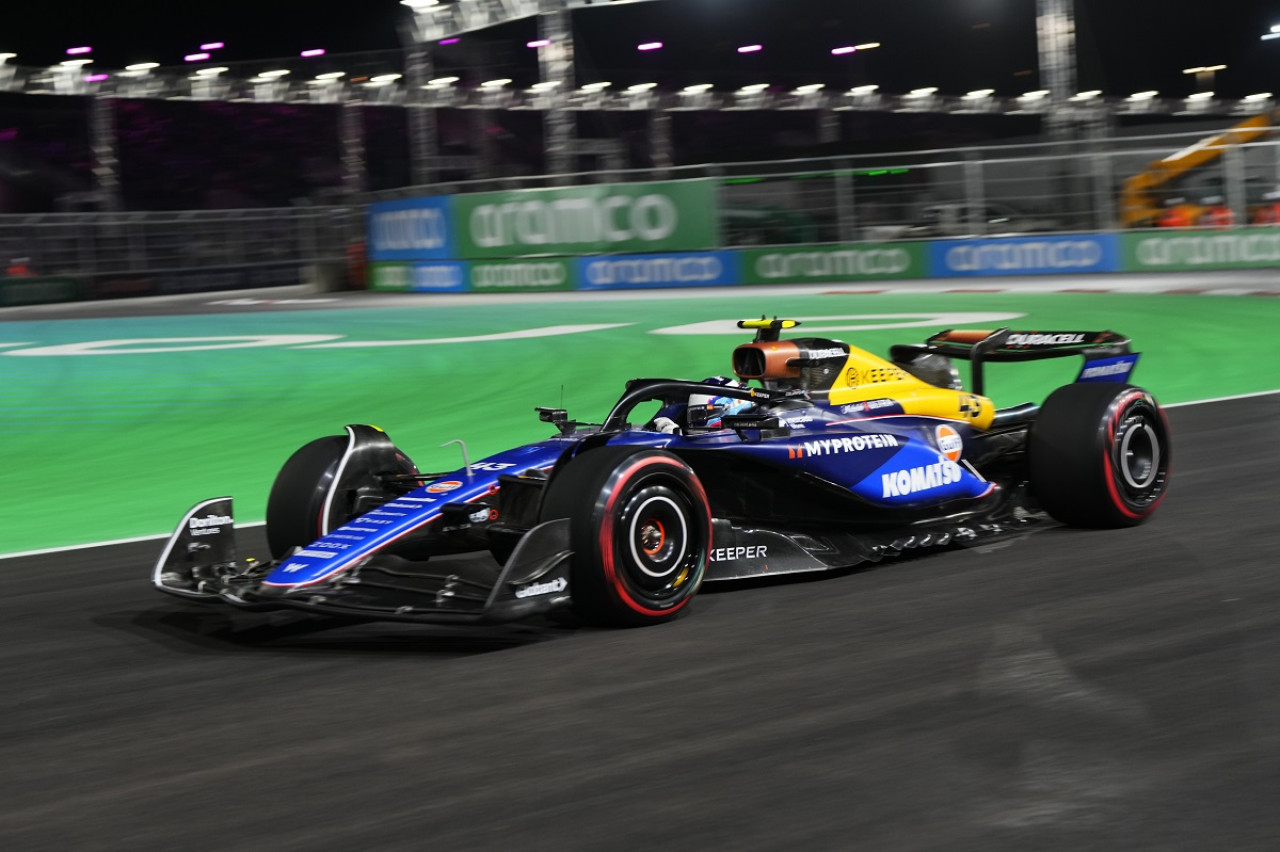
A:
[4,389,1278,561]
[0,522,264,561]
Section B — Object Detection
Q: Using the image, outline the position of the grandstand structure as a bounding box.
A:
[0,0,1274,213]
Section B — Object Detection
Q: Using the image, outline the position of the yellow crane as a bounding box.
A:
[1120,111,1278,228]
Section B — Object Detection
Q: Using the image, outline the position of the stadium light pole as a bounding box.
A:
[536,2,576,181]
[1036,0,1077,140]
[398,5,439,188]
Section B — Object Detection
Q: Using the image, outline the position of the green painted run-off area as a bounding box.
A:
[2,290,1278,555]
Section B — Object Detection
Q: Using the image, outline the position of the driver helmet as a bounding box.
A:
[689,377,756,429]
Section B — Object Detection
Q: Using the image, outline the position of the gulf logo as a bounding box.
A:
[935,424,963,462]
[427,480,463,494]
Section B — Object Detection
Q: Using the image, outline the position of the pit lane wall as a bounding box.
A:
[363,184,1280,293]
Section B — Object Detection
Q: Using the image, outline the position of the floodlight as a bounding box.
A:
[300,49,326,58]
[638,42,663,51]
[627,82,658,92]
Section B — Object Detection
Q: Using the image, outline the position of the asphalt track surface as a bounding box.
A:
[3,396,1279,850]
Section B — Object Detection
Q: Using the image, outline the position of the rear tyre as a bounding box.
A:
[540,447,711,627]
[266,436,346,559]
[1028,383,1170,527]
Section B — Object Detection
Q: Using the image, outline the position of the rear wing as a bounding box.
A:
[891,328,1135,395]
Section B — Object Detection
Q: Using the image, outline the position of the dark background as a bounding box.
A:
[8,1,1280,98]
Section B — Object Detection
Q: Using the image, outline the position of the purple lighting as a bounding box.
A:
[66,46,92,55]
[184,52,211,62]
[831,46,857,55]
[738,44,763,54]
[300,49,326,58]
[200,42,225,51]
[527,39,551,48]
[439,38,460,45]
[84,73,109,82]
[637,42,663,51]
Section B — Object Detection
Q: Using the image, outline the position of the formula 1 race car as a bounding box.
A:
[154,319,1170,627]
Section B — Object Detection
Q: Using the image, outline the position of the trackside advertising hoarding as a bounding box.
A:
[367,195,455,262]
[0,276,81,306]
[370,261,468,292]
[1122,227,1280,270]
[452,179,718,259]
[576,251,739,290]
[470,258,574,292]
[740,244,925,284]
[931,234,1120,277]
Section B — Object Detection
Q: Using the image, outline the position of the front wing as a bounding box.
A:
[153,498,574,624]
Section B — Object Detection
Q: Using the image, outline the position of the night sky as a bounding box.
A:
[8,1,1280,98]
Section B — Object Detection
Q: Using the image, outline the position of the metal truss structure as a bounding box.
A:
[0,0,1271,210]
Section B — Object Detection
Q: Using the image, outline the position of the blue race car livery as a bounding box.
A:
[154,319,1170,627]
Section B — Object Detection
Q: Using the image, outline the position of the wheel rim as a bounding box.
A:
[615,483,699,600]
[1111,400,1167,510]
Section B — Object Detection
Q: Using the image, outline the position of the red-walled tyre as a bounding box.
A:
[1028,383,1171,527]
[540,447,712,627]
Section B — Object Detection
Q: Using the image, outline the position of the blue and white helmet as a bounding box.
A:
[689,377,754,429]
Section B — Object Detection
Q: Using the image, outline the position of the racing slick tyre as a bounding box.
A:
[540,447,712,627]
[265,433,419,560]
[1028,383,1170,528]
[266,436,347,560]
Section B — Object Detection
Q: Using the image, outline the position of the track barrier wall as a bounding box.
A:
[365,186,1280,291]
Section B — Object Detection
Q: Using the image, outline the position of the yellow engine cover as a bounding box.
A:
[826,346,996,429]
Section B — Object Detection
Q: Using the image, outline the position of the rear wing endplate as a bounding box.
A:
[891,328,1134,395]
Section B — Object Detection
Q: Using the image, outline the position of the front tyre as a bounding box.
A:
[540,447,711,627]
[265,428,419,560]
[266,436,346,559]
[1028,383,1170,527]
